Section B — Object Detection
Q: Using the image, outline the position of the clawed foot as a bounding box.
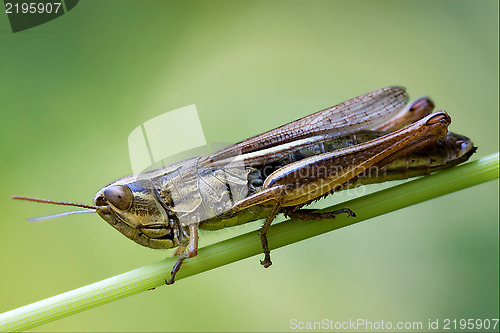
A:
[326,208,356,218]
[260,253,272,268]
[165,270,177,285]
[285,207,356,220]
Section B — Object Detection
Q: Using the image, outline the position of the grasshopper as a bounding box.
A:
[13,86,476,284]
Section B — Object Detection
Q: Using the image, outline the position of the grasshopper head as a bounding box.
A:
[94,176,185,250]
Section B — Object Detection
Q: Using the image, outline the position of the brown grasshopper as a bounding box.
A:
[13,86,476,284]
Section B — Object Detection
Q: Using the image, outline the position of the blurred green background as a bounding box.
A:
[0,1,498,331]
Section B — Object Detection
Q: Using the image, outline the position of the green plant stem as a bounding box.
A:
[0,153,498,332]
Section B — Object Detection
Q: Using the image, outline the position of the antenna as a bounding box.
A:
[12,196,98,209]
[12,196,100,222]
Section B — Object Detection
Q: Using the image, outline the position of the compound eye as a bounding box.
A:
[103,185,133,211]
